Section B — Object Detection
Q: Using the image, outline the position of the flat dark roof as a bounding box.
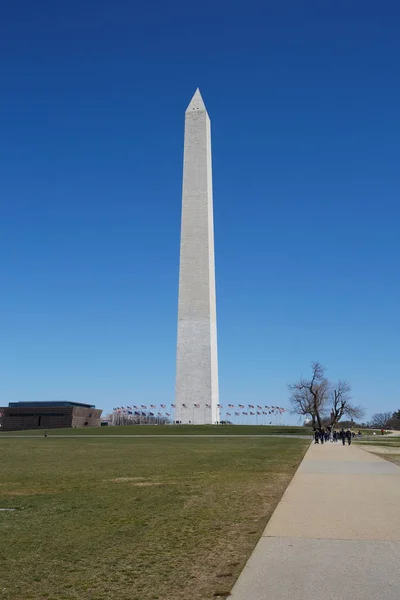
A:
[8,401,96,409]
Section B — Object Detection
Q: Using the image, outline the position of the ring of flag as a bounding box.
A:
[111,404,286,424]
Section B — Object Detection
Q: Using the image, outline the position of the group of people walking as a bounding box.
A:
[314,426,359,446]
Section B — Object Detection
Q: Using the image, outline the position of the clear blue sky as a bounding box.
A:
[1,1,399,422]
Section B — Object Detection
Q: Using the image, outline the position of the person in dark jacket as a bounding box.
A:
[346,429,352,445]
[333,430,338,443]
[314,430,319,444]
[339,429,346,446]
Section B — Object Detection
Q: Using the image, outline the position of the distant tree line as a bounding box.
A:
[369,410,400,430]
[288,362,365,429]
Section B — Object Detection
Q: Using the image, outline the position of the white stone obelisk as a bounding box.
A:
[175,89,219,425]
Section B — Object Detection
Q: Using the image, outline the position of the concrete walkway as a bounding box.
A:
[230,442,400,600]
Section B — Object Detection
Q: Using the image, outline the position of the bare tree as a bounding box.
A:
[288,362,329,429]
[370,412,393,429]
[387,409,400,430]
[328,381,365,427]
[288,383,315,426]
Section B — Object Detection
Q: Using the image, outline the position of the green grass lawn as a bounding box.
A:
[0,424,311,437]
[356,438,400,447]
[360,429,394,435]
[0,436,308,600]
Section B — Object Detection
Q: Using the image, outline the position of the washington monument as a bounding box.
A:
[175,89,219,425]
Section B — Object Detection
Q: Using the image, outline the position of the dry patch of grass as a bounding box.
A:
[361,440,400,467]
[108,477,177,487]
[0,436,308,600]
[133,481,168,487]
[375,454,400,467]
[108,477,144,482]
[359,445,400,455]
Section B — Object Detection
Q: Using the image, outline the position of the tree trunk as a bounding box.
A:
[315,408,322,429]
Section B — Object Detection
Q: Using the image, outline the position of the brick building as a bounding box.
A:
[0,402,102,431]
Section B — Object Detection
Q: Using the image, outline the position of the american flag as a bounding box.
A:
[217,404,222,408]
[226,412,231,416]
[194,403,200,408]
[265,406,270,409]
[228,404,234,408]
[141,405,147,409]
[243,412,248,415]
[160,404,166,409]
[248,404,255,408]
[150,405,157,409]
[133,405,139,409]
[182,403,187,408]
[235,412,240,416]
[257,411,261,415]
[250,412,255,415]
[238,404,245,409]
[158,412,162,416]
[257,405,262,410]
[171,404,176,408]
[166,412,170,416]
[206,404,211,408]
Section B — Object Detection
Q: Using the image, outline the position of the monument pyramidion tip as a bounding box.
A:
[186,88,207,113]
